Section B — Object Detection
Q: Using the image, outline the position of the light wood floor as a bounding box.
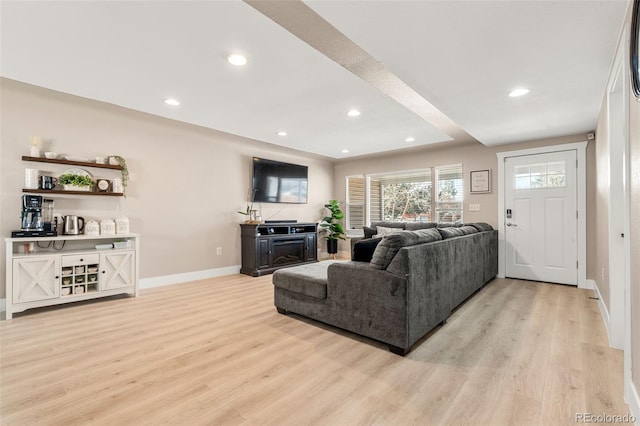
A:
[0,275,629,425]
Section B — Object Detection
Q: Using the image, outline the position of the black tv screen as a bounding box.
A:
[252,157,308,204]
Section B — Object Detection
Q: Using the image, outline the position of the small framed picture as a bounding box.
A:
[470,170,491,193]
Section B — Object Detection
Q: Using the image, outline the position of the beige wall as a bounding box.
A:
[334,133,592,228]
[0,78,334,297]
[594,0,640,405]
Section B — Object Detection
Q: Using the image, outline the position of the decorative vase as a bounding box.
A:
[327,239,338,254]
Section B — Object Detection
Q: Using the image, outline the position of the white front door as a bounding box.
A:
[504,150,577,285]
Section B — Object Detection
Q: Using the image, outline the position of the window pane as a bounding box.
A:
[436,164,463,223]
[370,170,432,222]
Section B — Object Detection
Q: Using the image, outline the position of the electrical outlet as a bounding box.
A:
[601,267,605,281]
[469,203,480,212]
[216,247,222,255]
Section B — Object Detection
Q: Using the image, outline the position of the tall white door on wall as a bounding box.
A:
[504,150,578,285]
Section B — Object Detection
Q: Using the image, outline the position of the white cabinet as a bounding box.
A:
[5,234,140,319]
[12,255,60,303]
[101,250,135,290]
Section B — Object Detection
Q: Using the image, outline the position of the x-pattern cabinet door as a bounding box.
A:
[13,255,60,303]
[101,250,135,290]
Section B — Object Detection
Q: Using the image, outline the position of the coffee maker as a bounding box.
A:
[11,195,57,237]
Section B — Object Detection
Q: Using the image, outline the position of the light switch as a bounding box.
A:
[469,203,480,212]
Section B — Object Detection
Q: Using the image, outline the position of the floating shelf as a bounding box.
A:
[22,189,123,197]
[22,156,122,170]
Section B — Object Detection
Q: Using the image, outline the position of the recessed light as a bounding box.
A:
[164,98,181,106]
[508,88,530,97]
[227,53,247,66]
[347,109,361,117]
[277,131,287,136]
[341,149,350,153]
[405,137,415,142]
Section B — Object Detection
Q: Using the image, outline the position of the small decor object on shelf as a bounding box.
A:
[59,168,93,191]
[238,189,259,223]
[85,220,100,236]
[29,136,42,157]
[24,168,39,189]
[96,179,110,192]
[115,216,130,234]
[100,218,116,235]
[319,199,346,256]
[107,155,129,195]
[111,178,123,193]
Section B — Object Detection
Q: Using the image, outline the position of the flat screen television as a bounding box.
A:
[252,157,308,204]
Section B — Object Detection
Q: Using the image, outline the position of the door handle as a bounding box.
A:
[507,223,518,227]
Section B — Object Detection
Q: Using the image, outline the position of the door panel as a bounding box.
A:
[505,150,577,285]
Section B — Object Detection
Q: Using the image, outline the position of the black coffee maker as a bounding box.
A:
[11,195,57,237]
[21,195,43,231]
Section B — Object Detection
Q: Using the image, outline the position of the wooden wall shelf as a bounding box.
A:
[22,189,123,197]
[22,156,122,170]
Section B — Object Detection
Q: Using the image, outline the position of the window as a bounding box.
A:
[514,161,566,190]
[346,165,462,229]
[369,170,432,222]
[435,164,463,223]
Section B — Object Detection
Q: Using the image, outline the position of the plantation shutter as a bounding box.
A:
[346,176,365,229]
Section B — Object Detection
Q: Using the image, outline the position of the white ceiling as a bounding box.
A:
[0,0,630,159]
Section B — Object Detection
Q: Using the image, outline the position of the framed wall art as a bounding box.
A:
[470,169,491,193]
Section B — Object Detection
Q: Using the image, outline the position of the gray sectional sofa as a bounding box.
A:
[272,222,498,355]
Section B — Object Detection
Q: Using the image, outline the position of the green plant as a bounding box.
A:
[109,155,129,195]
[319,199,346,241]
[58,174,93,187]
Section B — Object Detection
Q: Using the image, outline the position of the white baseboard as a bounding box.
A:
[592,279,617,349]
[628,379,640,425]
[140,265,241,289]
[579,278,594,290]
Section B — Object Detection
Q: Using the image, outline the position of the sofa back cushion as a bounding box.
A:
[370,228,442,270]
[404,222,437,231]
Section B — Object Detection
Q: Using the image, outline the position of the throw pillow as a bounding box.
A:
[352,237,383,262]
[373,226,402,238]
[363,226,377,239]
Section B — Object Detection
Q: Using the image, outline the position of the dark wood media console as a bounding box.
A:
[240,222,318,277]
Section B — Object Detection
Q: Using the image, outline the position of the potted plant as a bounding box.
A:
[319,199,346,255]
[238,189,259,223]
[59,174,93,191]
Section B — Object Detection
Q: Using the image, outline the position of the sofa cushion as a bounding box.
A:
[363,226,377,239]
[370,228,442,270]
[459,225,479,235]
[352,237,383,262]
[466,222,494,232]
[438,227,466,239]
[436,222,463,228]
[272,261,338,299]
[404,222,437,231]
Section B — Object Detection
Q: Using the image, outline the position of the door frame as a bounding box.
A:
[496,141,588,288]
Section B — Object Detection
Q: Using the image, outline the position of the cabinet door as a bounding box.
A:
[100,250,135,290]
[13,255,60,303]
[257,238,271,269]
[306,234,317,261]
